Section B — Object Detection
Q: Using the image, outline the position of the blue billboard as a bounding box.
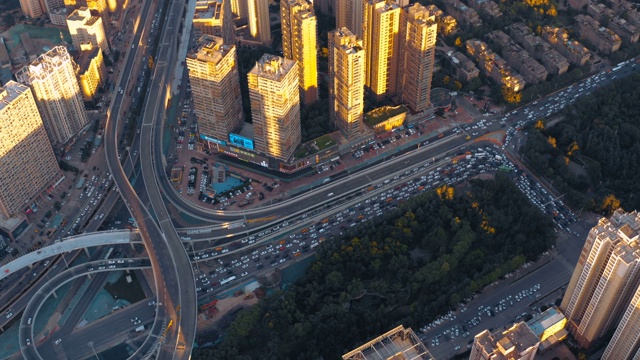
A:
[200,134,227,146]
[229,133,255,150]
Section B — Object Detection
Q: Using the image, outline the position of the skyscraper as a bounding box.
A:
[561,210,640,349]
[19,0,44,18]
[193,0,236,46]
[247,0,271,46]
[16,46,89,145]
[602,281,640,360]
[328,28,365,141]
[231,0,248,18]
[66,7,109,53]
[186,35,243,145]
[0,81,60,218]
[398,3,437,113]
[362,0,402,103]
[248,55,301,161]
[335,0,363,38]
[281,0,318,105]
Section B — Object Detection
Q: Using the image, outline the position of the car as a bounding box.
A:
[5,312,12,319]
[134,320,142,325]
[54,338,62,345]
[27,317,32,325]
[131,317,139,323]
[26,338,31,346]
[327,192,334,197]
[241,272,248,277]
[148,300,156,306]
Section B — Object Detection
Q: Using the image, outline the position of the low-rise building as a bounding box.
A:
[568,0,590,10]
[342,325,434,360]
[507,23,570,75]
[526,307,568,352]
[541,26,591,66]
[466,39,526,91]
[442,0,482,27]
[467,0,502,17]
[424,5,457,35]
[587,2,616,23]
[574,14,621,54]
[486,30,548,83]
[446,51,479,82]
[470,322,540,360]
[609,17,640,43]
[363,105,409,133]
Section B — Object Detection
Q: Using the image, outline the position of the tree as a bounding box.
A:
[501,86,522,104]
[547,136,557,148]
[601,194,620,215]
[53,201,62,211]
[454,37,462,47]
[534,120,544,130]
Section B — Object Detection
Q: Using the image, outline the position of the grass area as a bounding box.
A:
[363,105,408,126]
[104,272,146,304]
[294,134,337,158]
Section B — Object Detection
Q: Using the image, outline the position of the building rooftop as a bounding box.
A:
[364,105,409,126]
[342,325,433,360]
[0,38,10,68]
[20,33,36,57]
[475,322,540,359]
[193,0,223,21]
[188,35,233,65]
[76,46,100,73]
[526,307,566,338]
[249,54,296,82]
[0,81,30,114]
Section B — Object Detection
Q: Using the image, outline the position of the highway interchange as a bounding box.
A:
[3,7,640,358]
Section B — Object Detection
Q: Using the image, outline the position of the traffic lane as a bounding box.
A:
[60,301,156,359]
[58,271,110,333]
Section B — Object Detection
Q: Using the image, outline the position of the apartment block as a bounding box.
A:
[187,35,243,145]
[507,23,569,75]
[602,282,640,360]
[362,0,402,103]
[561,210,640,349]
[342,326,434,360]
[587,2,616,23]
[609,17,640,43]
[76,44,107,102]
[574,14,621,54]
[16,46,89,145]
[568,0,590,10]
[441,0,482,27]
[247,0,271,46]
[66,7,109,53]
[607,0,634,15]
[466,39,526,92]
[43,0,64,13]
[281,0,318,105]
[470,322,540,360]
[336,0,363,38]
[19,0,44,18]
[541,26,591,66]
[525,307,568,352]
[328,28,365,141]
[0,81,60,218]
[49,7,69,26]
[423,5,457,36]
[314,0,333,15]
[397,3,437,113]
[86,0,108,15]
[193,0,235,46]
[486,30,548,84]
[248,55,301,161]
[445,51,479,82]
[467,0,502,18]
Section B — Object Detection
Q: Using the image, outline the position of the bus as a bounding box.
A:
[104,247,114,260]
[310,243,319,250]
[220,276,237,285]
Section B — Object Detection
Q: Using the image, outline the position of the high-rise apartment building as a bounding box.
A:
[342,326,434,360]
[86,0,108,15]
[470,322,540,360]
[16,46,89,145]
[281,0,318,105]
[231,0,248,18]
[76,44,107,102]
[43,0,65,14]
[602,279,640,360]
[313,0,333,15]
[247,0,271,46]
[328,28,365,141]
[561,210,640,349]
[362,0,402,103]
[248,55,301,161]
[398,3,437,113]
[193,0,235,46]
[0,81,60,218]
[19,0,44,18]
[66,7,109,53]
[335,0,363,38]
[186,35,243,145]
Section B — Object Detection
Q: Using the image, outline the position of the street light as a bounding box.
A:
[88,341,99,359]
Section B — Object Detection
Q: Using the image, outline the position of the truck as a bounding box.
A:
[135,325,145,332]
